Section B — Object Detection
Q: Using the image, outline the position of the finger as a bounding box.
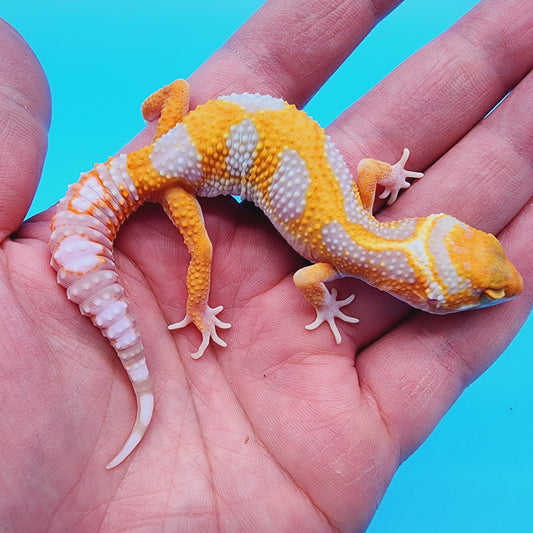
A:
[188,0,403,107]
[399,68,533,231]
[356,200,532,460]
[0,19,50,240]
[326,0,532,347]
[329,0,533,177]
[344,66,533,350]
[124,0,403,152]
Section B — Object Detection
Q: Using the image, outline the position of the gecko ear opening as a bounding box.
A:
[483,288,506,300]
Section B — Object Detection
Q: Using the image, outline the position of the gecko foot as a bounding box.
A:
[378,148,424,205]
[169,305,231,359]
[305,288,359,344]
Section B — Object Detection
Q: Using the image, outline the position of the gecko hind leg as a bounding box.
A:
[168,304,230,360]
[158,185,231,359]
[141,79,190,141]
[293,263,359,344]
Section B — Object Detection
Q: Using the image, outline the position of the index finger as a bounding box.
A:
[125,0,402,151]
[189,0,402,106]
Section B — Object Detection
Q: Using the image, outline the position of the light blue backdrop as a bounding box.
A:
[4,1,531,531]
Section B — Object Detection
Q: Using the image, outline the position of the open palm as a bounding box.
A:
[2,0,531,530]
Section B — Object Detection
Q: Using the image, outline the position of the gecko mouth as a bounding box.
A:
[483,288,506,300]
[479,287,513,309]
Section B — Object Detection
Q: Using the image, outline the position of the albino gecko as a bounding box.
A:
[49,79,523,469]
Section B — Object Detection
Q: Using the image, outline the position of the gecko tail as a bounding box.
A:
[48,162,155,469]
[106,369,154,469]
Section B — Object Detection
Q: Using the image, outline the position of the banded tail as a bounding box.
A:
[49,155,154,468]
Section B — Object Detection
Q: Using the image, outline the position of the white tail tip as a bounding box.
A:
[106,390,154,469]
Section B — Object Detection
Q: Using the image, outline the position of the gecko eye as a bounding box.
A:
[483,288,506,300]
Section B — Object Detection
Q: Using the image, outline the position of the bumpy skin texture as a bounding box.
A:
[49,79,523,469]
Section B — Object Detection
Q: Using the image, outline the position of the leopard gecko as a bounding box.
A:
[49,79,523,469]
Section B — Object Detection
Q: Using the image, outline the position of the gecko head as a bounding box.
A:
[423,217,523,313]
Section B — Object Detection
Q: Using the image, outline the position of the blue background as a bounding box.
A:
[4,1,531,530]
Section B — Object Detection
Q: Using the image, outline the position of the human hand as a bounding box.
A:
[2,0,532,530]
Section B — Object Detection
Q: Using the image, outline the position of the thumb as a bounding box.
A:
[0,19,50,240]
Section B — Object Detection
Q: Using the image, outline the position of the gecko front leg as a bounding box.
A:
[158,185,230,358]
[293,263,359,344]
[357,148,424,212]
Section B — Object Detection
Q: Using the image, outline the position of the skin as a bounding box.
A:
[1,0,532,530]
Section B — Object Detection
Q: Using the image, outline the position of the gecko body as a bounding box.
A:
[49,80,522,468]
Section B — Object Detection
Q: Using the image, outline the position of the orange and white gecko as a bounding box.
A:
[49,79,523,469]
